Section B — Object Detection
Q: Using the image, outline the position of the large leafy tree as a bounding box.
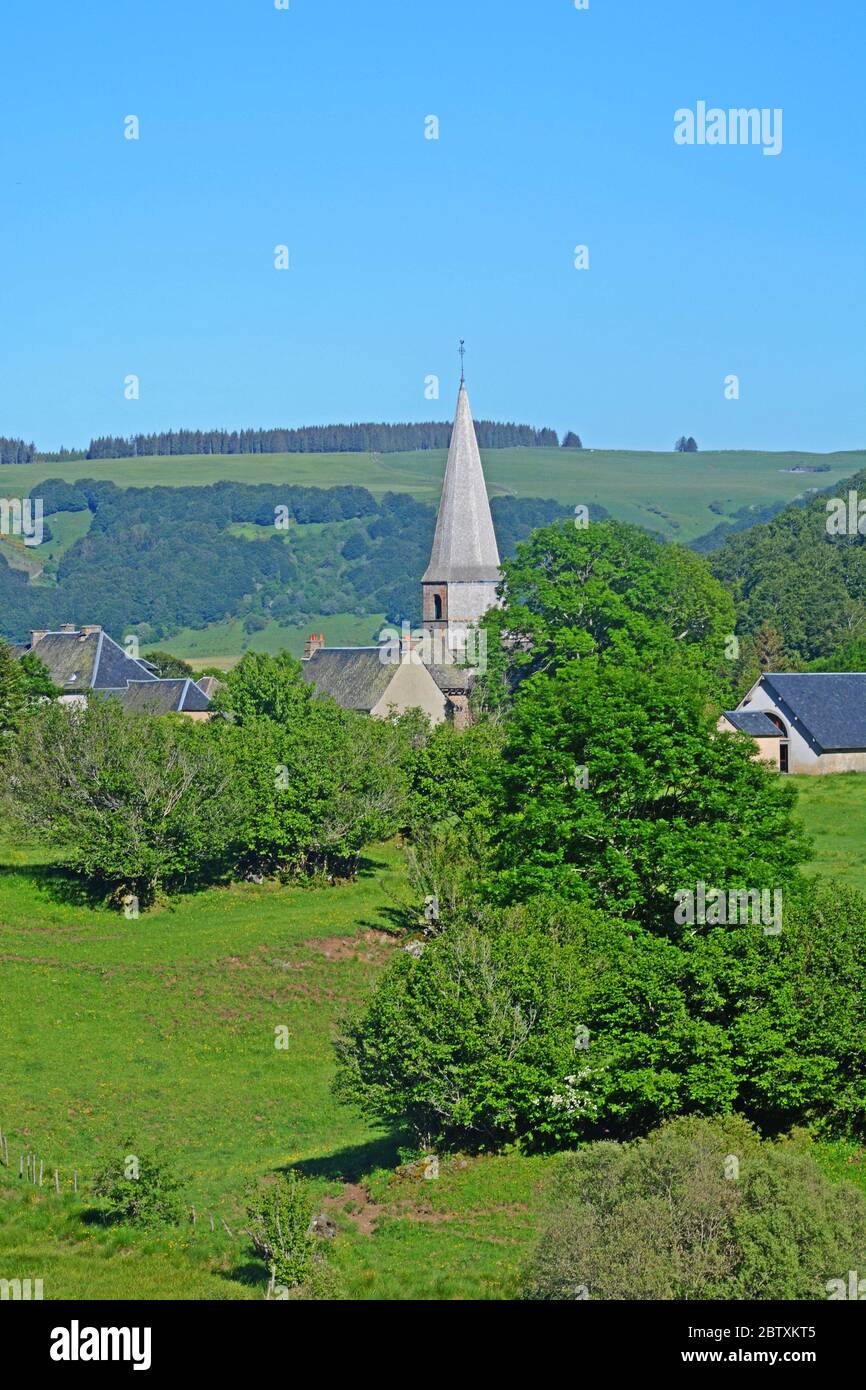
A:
[488,658,809,924]
[2,697,238,901]
[480,519,735,701]
[213,650,419,877]
[335,881,866,1152]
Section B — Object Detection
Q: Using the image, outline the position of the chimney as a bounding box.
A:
[80,625,102,636]
[303,632,325,659]
[30,630,49,647]
[59,623,77,633]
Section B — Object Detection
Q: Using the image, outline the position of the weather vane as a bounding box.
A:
[459,338,466,384]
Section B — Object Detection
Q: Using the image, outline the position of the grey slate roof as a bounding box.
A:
[99,679,212,714]
[19,628,211,715]
[723,709,783,737]
[421,383,501,585]
[300,647,396,711]
[755,673,866,750]
[25,629,159,692]
[428,665,474,694]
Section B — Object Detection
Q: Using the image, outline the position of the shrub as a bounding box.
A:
[246,1171,316,1290]
[91,1139,188,1228]
[334,880,866,1150]
[522,1117,866,1300]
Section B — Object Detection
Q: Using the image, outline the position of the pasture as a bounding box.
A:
[1,777,865,1299]
[7,446,864,542]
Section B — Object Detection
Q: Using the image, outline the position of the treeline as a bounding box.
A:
[0,437,37,466]
[83,420,562,459]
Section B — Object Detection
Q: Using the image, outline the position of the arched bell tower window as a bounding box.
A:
[434,593,443,620]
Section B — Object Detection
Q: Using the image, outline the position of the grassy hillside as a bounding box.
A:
[147,612,385,669]
[9,446,865,542]
[2,786,865,1301]
[794,773,866,896]
[0,838,554,1299]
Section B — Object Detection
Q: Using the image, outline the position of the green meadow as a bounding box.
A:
[10,446,865,542]
[793,772,866,896]
[0,840,551,1299]
[146,612,385,670]
[2,777,866,1299]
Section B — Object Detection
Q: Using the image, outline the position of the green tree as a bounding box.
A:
[488,659,809,922]
[92,1138,188,1228]
[141,650,194,678]
[1,698,239,902]
[18,650,61,704]
[0,638,27,736]
[336,878,866,1151]
[479,519,735,700]
[246,1172,316,1290]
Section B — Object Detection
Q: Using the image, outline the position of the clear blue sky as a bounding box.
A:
[1,0,863,452]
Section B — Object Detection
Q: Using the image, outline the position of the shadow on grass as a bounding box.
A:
[357,902,417,936]
[289,1134,407,1184]
[221,1259,268,1291]
[0,858,108,909]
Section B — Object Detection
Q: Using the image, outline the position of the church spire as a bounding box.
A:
[421,377,501,586]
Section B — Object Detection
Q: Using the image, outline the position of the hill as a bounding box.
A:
[711,467,866,664]
[5,446,864,543]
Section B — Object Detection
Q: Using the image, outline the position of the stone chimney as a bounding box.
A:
[30,630,49,647]
[80,625,102,636]
[59,623,77,633]
[303,632,325,659]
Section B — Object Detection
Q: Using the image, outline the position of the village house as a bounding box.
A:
[14,625,212,719]
[723,672,866,774]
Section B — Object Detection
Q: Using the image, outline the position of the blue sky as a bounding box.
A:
[1,0,863,452]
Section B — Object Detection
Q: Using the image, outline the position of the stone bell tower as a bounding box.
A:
[421,367,501,662]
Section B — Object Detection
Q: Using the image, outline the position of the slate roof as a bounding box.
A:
[754,673,866,750]
[428,665,474,694]
[19,628,211,715]
[24,629,159,692]
[722,709,783,737]
[300,647,396,711]
[422,383,501,585]
[98,679,212,714]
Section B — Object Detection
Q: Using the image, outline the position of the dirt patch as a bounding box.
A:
[321,1182,384,1237]
[302,930,394,964]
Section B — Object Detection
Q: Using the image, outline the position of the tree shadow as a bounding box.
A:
[288,1134,407,1184]
[220,1258,268,1291]
[357,902,416,936]
[0,859,105,909]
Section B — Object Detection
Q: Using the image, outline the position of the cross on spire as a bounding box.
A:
[458,338,466,385]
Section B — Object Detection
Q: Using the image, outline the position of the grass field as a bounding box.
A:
[0,840,551,1299]
[11,446,865,542]
[146,612,385,669]
[793,773,866,896]
[2,776,865,1300]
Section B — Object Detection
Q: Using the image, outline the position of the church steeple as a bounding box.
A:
[421,372,501,659]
